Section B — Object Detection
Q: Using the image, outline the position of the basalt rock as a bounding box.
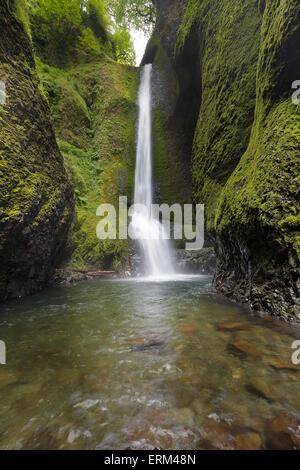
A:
[0,1,74,301]
[147,0,300,320]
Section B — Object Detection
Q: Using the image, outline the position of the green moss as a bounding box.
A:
[214,0,300,270]
[175,0,201,56]
[14,0,31,38]
[188,0,261,228]
[42,58,140,271]
[146,35,192,205]
[36,59,91,148]
[0,0,74,300]
[216,99,300,259]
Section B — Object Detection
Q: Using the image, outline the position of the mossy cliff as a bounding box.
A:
[36,55,139,272]
[148,0,300,320]
[0,0,74,301]
[21,0,139,272]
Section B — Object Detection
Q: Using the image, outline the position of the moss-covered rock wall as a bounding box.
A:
[150,0,300,320]
[0,0,74,301]
[36,53,139,272]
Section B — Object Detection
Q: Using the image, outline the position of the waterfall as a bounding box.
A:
[132,64,175,277]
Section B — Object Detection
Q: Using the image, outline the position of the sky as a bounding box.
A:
[131,28,149,66]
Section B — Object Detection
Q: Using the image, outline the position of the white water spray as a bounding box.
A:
[132,64,175,277]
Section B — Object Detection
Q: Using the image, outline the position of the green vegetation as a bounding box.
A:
[17,0,136,67]
[110,0,156,33]
[11,0,140,272]
[36,57,139,270]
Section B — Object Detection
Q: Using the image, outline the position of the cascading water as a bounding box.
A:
[132,64,175,277]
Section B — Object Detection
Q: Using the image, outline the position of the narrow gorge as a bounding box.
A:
[0,0,299,452]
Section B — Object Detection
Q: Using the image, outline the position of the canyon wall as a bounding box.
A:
[146,0,300,319]
[0,0,74,300]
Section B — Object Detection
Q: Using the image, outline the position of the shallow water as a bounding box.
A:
[0,277,299,450]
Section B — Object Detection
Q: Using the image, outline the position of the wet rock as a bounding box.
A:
[266,414,300,450]
[234,432,262,450]
[227,340,260,358]
[132,334,166,352]
[200,423,235,450]
[247,377,281,401]
[217,322,250,332]
[268,358,299,372]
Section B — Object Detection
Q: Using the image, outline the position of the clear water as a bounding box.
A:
[0,277,299,450]
[132,64,175,277]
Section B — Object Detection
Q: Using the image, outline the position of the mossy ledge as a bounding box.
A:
[146,0,300,320]
[0,0,74,301]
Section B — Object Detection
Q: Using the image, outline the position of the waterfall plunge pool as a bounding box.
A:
[0,276,300,449]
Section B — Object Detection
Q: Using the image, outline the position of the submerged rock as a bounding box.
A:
[246,377,281,401]
[131,334,167,352]
[217,322,250,332]
[200,423,235,450]
[266,414,300,450]
[227,340,260,358]
[234,432,262,450]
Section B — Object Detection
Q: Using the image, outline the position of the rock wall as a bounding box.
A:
[0,0,74,300]
[147,0,300,320]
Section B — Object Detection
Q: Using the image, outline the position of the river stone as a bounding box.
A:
[266,414,300,450]
[234,432,262,450]
[217,322,250,332]
[227,340,260,358]
[246,377,281,401]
